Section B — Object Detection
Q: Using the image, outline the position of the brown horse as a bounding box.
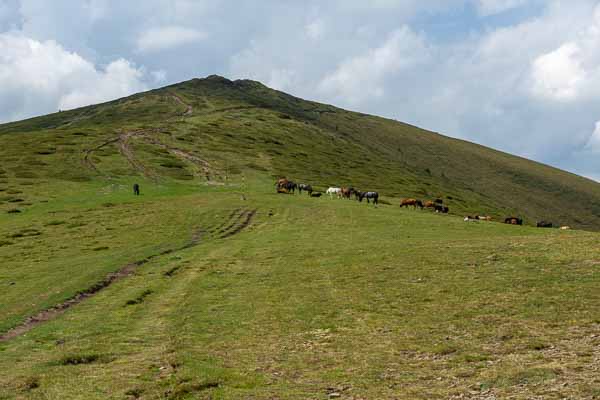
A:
[423,201,436,209]
[400,198,423,209]
[276,178,288,188]
[341,187,355,199]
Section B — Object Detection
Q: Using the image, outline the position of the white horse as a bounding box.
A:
[326,187,342,199]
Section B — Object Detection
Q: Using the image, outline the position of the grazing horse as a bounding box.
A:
[537,221,553,228]
[357,191,379,204]
[560,226,571,230]
[298,184,312,195]
[133,183,140,196]
[476,215,492,221]
[341,187,355,199]
[400,198,423,209]
[434,205,449,213]
[326,187,342,199]
[310,192,322,198]
[276,178,297,194]
[423,201,436,209]
[283,181,297,194]
[504,217,523,225]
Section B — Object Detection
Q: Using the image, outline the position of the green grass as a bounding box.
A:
[0,76,599,399]
[0,176,599,399]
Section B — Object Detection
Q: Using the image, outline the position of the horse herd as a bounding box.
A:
[275,178,571,229]
[276,179,379,204]
[400,198,449,213]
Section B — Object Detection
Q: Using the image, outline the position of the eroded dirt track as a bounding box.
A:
[81,94,220,180]
[0,208,257,342]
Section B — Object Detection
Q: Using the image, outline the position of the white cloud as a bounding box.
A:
[531,42,585,101]
[318,26,428,104]
[528,4,600,102]
[58,58,146,110]
[136,25,207,53]
[0,33,146,122]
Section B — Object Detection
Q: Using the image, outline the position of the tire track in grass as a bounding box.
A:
[0,228,201,342]
[0,208,258,342]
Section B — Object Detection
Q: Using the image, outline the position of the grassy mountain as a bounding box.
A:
[1,75,600,398]
[1,74,599,229]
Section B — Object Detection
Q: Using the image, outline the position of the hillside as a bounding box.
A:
[1,74,599,229]
[1,76,600,398]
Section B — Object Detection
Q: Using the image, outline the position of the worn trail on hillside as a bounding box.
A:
[82,94,203,177]
[0,208,257,342]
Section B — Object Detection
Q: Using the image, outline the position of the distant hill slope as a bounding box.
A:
[1,75,599,229]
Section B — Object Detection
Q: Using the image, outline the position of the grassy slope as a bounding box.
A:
[1,76,600,399]
[1,177,599,399]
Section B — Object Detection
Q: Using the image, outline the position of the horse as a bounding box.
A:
[326,187,342,199]
[310,192,322,198]
[276,178,288,188]
[298,184,313,195]
[423,201,436,209]
[341,187,355,199]
[434,205,449,213]
[536,221,553,228]
[560,226,571,230]
[434,198,444,205]
[283,181,297,194]
[133,183,140,196]
[357,191,378,204]
[504,217,523,225]
[476,215,492,221]
[400,198,423,209]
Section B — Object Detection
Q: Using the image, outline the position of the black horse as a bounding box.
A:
[537,221,553,228]
[434,204,449,213]
[505,217,523,225]
[282,181,297,194]
[298,184,313,195]
[357,191,379,204]
[133,183,140,196]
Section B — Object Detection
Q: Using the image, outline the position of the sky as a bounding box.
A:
[1,0,599,181]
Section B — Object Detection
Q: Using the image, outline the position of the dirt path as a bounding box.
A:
[0,227,203,342]
[117,129,157,178]
[0,261,142,342]
[82,91,193,172]
[170,93,193,116]
[0,207,257,342]
[142,136,214,180]
[82,137,120,171]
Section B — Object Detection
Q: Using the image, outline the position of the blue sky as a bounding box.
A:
[1,0,599,181]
